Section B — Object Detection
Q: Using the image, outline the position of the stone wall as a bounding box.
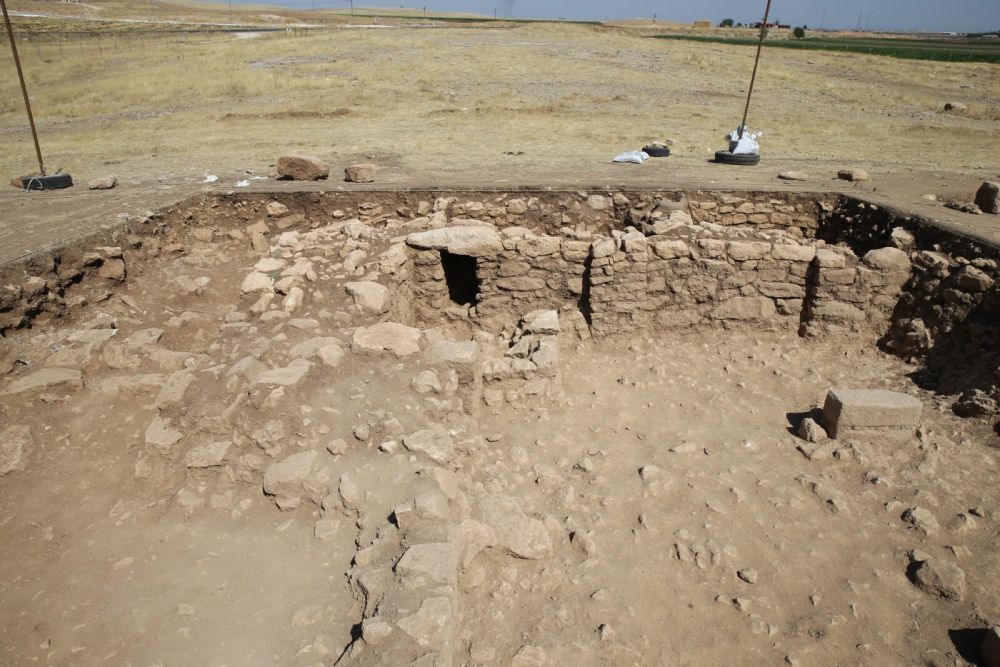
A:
[402,223,913,341]
[821,198,1000,423]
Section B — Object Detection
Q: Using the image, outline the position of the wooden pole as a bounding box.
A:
[1,0,45,175]
[738,0,773,140]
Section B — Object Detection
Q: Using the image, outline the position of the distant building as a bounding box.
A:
[980,34,999,40]
[752,22,792,30]
[693,20,712,28]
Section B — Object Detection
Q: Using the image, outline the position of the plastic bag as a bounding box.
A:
[613,150,650,164]
[727,127,762,155]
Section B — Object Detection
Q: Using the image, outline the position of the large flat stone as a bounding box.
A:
[406,226,502,258]
[1,367,82,396]
[352,323,421,358]
[822,388,922,440]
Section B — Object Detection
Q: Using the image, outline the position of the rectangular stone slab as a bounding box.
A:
[822,388,922,439]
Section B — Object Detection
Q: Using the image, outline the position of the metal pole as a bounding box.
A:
[738,0,773,140]
[1,0,45,175]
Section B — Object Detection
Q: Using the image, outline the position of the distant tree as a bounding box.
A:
[719,18,734,27]
[736,22,743,27]
[793,26,806,39]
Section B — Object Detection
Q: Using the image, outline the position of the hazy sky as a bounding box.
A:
[300,0,1000,33]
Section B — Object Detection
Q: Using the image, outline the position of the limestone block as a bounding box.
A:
[822,388,922,440]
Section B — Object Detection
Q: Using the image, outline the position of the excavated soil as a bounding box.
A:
[1,191,998,667]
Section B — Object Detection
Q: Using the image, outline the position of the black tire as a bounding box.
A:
[21,173,74,190]
[714,150,760,166]
[643,145,671,158]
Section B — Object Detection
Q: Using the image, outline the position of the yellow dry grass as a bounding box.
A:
[1,11,998,185]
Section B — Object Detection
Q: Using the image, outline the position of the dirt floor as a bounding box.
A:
[1,199,997,666]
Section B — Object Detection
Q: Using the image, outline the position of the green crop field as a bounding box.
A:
[653,34,1000,64]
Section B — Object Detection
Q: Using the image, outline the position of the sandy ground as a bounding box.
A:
[1,201,997,666]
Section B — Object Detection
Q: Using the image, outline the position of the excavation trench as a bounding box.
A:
[0,188,998,665]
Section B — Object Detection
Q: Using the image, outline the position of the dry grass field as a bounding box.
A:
[1,0,999,190]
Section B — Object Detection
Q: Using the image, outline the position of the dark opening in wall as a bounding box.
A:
[441,251,479,306]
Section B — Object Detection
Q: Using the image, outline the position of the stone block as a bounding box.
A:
[822,389,922,440]
[727,241,771,261]
[344,163,376,183]
[710,296,777,321]
[772,244,816,262]
[976,181,999,214]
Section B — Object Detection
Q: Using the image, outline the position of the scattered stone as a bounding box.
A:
[797,417,827,443]
[946,200,982,214]
[395,543,458,583]
[345,281,389,314]
[956,265,995,293]
[126,328,163,347]
[943,101,968,113]
[902,506,939,535]
[352,322,421,358]
[838,169,870,182]
[88,175,117,190]
[265,201,289,217]
[890,227,915,252]
[639,464,661,481]
[184,440,230,468]
[954,389,999,418]
[0,425,31,475]
[240,272,274,294]
[403,426,454,464]
[339,472,363,509]
[0,367,82,396]
[361,618,393,646]
[263,450,319,498]
[317,343,345,368]
[396,596,451,648]
[277,155,329,181]
[822,389,922,441]
[412,370,442,394]
[252,359,311,388]
[778,171,809,181]
[145,416,183,452]
[344,163,376,183]
[479,495,552,560]
[910,558,966,601]
[282,287,304,313]
[737,568,759,584]
[976,181,1000,215]
[521,309,560,335]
